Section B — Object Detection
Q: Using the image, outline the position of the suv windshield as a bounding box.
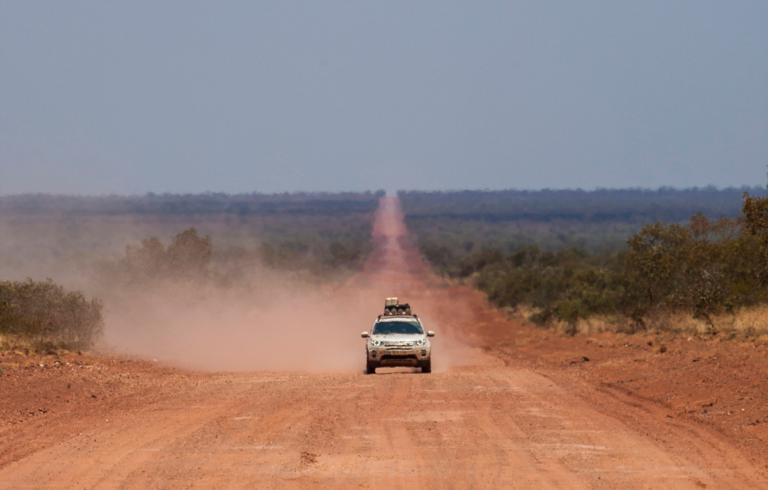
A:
[373,321,424,335]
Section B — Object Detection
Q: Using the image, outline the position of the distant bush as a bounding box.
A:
[101,224,369,288]
[252,237,365,277]
[108,227,214,285]
[0,279,104,350]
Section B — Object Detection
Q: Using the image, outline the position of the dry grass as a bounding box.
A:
[0,333,74,355]
[505,304,768,343]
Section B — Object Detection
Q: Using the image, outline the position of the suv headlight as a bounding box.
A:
[416,338,427,346]
[371,339,381,347]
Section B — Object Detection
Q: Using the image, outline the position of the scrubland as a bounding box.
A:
[401,186,768,341]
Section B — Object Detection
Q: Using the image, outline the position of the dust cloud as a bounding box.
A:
[99,197,485,373]
[101,279,381,372]
[100,279,485,373]
[1,196,485,373]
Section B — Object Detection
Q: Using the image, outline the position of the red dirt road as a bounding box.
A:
[1,197,766,488]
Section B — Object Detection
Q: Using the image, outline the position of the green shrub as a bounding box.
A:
[0,279,103,349]
[474,246,624,330]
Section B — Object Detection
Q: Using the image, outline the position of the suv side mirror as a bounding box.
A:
[361,331,370,338]
[427,331,435,337]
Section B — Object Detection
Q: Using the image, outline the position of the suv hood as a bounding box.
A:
[370,333,425,342]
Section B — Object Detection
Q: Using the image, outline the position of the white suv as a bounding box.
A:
[361,313,435,374]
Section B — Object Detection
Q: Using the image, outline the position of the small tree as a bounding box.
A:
[114,228,213,283]
[121,237,167,282]
[166,228,212,279]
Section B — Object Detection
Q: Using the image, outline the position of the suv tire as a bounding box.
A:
[421,359,432,373]
[366,360,376,375]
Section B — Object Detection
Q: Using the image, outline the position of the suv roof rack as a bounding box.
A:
[382,299,412,317]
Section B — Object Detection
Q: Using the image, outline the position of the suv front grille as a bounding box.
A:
[380,355,418,361]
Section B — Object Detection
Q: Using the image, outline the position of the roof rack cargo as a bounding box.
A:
[382,297,413,316]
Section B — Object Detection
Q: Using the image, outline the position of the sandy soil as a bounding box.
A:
[1,197,766,488]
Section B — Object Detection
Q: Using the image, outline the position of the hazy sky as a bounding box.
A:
[1,1,766,195]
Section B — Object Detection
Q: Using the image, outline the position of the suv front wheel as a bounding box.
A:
[421,359,432,373]
[366,359,377,375]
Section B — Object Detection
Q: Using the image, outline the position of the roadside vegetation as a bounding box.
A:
[0,279,103,352]
[401,186,768,340]
[0,192,384,351]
